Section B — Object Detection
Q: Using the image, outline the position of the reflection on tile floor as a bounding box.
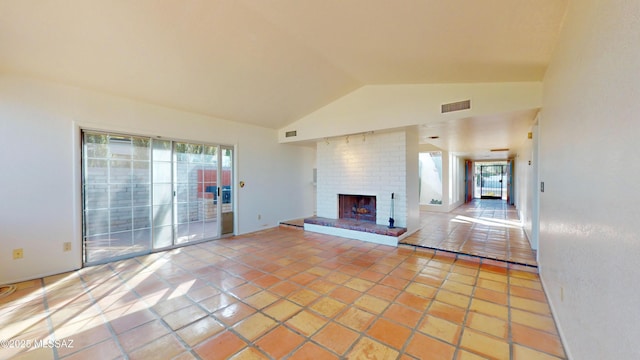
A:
[1,225,563,359]
[401,200,538,266]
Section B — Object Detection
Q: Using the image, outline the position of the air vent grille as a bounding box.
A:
[285,130,297,138]
[441,100,471,113]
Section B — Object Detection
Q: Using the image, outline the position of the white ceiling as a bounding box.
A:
[0,0,567,158]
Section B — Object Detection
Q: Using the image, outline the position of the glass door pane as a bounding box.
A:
[203,145,219,238]
[221,146,233,235]
[152,139,173,248]
[174,142,218,244]
[83,132,152,264]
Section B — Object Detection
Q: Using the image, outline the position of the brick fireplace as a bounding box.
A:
[339,194,376,223]
[304,129,419,246]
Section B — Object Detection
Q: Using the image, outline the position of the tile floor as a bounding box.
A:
[401,200,537,266]
[1,225,564,359]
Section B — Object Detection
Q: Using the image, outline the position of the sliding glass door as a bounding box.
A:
[82,131,232,265]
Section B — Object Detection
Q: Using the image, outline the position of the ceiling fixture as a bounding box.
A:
[429,136,440,139]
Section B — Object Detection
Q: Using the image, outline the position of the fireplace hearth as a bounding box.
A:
[339,194,376,223]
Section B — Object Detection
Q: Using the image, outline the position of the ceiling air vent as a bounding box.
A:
[441,99,471,113]
[285,130,297,138]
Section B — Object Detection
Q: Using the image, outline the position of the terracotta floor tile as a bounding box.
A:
[62,339,123,360]
[435,290,471,309]
[312,321,360,355]
[465,312,508,339]
[310,297,346,318]
[477,278,507,293]
[269,281,300,296]
[367,284,401,302]
[396,292,432,311]
[359,270,385,282]
[347,337,399,360]
[152,296,194,317]
[200,293,237,313]
[252,274,281,289]
[229,283,261,299]
[233,313,277,341]
[285,310,327,336]
[418,315,461,344]
[244,291,279,310]
[511,323,565,358]
[329,286,362,304]
[129,334,186,360]
[323,271,351,285]
[255,325,305,358]
[510,309,557,334]
[289,341,339,360]
[176,316,225,347]
[406,282,438,299]
[382,303,422,328]
[510,285,547,302]
[228,347,269,360]
[460,329,510,360]
[469,299,508,320]
[448,273,477,285]
[406,332,456,360]
[3,207,569,360]
[473,287,508,306]
[442,280,474,296]
[513,344,563,360]
[289,289,321,306]
[510,296,551,315]
[354,294,390,313]
[118,319,170,353]
[367,318,412,350]
[308,279,337,294]
[510,278,543,291]
[380,275,410,290]
[456,349,492,360]
[108,308,157,334]
[263,299,302,321]
[344,278,376,292]
[163,304,208,330]
[187,285,221,302]
[336,307,376,332]
[194,330,247,360]
[212,302,256,326]
[289,272,318,286]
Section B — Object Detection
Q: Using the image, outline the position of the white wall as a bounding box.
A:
[539,1,640,358]
[514,121,539,250]
[0,75,315,284]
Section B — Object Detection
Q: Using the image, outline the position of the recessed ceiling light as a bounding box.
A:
[429,136,440,139]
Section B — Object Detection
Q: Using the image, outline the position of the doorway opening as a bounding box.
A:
[474,161,509,200]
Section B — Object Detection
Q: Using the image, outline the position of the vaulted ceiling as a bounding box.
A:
[0,0,567,157]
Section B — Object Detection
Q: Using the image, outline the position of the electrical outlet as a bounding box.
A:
[13,248,23,259]
[63,242,72,252]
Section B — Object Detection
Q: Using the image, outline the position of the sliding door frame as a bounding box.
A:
[81,128,235,266]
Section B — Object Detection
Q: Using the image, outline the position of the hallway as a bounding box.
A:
[401,200,537,267]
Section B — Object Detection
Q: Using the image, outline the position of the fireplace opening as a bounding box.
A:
[339,194,376,223]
